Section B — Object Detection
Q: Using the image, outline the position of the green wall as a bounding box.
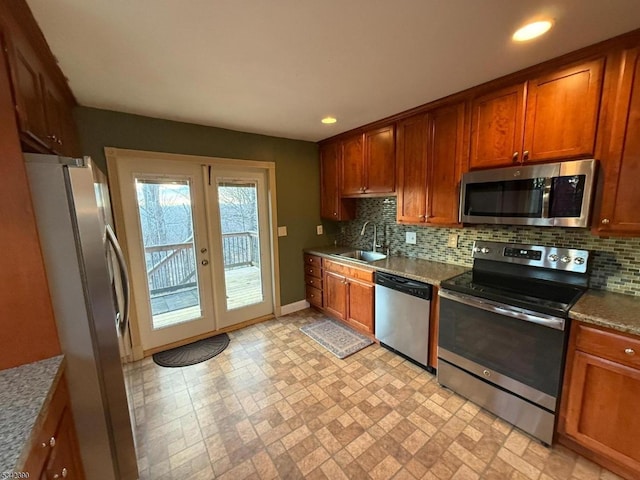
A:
[74,106,329,306]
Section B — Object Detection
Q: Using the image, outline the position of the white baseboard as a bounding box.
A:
[279,300,310,316]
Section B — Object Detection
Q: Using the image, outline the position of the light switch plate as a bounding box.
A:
[406,231,417,244]
[277,226,287,237]
[316,225,323,235]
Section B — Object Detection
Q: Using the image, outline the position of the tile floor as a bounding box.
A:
[125,309,622,480]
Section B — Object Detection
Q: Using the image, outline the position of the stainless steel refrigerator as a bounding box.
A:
[24,153,138,480]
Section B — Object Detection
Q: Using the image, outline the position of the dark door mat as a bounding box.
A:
[152,333,230,367]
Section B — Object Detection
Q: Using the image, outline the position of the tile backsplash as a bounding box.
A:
[334,197,640,296]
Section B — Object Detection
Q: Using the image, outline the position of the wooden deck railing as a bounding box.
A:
[145,231,259,296]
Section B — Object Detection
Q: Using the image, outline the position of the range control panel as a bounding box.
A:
[472,240,589,273]
[503,247,542,261]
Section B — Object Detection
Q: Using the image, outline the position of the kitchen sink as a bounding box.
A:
[335,250,387,263]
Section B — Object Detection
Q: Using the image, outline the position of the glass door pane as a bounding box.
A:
[135,178,202,329]
[217,181,264,310]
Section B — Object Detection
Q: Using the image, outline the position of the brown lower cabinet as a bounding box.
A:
[558,322,640,480]
[23,373,85,479]
[304,255,375,336]
[323,260,374,335]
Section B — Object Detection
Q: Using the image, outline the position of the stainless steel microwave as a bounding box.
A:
[459,159,597,227]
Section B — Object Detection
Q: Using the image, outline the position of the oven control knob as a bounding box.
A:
[480,247,490,254]
[574,257,585,265]
[548,254,559,262]
[473,247,480,253]
[561,256,571,263]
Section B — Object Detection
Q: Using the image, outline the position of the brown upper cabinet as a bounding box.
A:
[470,58,605,169]
[341,124,395,196]
[2,5,79,157]
[596,47,640,235]
[320,141,355,221]
[396,102,466,225]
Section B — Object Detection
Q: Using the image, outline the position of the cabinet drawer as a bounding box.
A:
[304,265,322,279]
[323,259,374,283]
[304,254,322,268]
[305,275,322,290]
[306,285,323,308]
[575,323,640,369]
[24,375,69,475]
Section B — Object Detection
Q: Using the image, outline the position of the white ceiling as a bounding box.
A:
[27,0,640,142]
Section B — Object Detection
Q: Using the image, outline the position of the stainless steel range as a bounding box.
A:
[437,240,590,445]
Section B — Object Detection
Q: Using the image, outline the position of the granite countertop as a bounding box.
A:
[305,246,469,285]
[0,355,65,473]
[570,290,640,336]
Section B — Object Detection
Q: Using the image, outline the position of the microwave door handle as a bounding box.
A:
[106,225,131,334]
[542,177,553,218]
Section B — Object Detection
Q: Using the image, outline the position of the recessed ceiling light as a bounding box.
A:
[513,20,553,42]
[321,116,337,124]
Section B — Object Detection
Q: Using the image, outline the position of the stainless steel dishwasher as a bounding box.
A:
[375,272,432,369]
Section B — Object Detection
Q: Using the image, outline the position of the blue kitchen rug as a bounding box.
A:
[300,319,373,359]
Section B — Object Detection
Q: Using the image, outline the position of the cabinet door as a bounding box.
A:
[597,48,640,234]
[469,83,525,169]
[524,58,604,162]
[396,114,428,223]
[341,134,364,196]
[346,278,374,334]
[320,142,354,220]
[323,270,347,320]
[43,82,63,154]
[426,102,466,225]
[564,351,640,475]
[6,35,48,149]
[365,125,395,194]
[43,408,85,480]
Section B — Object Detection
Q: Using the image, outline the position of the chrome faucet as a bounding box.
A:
[360,221,380,252]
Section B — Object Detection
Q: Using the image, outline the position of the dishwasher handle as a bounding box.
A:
[375,271,432,300]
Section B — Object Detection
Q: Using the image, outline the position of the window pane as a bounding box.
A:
[218,181,264,310]
[135,178,202,329]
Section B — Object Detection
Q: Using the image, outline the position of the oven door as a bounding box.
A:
[438,290,567,411]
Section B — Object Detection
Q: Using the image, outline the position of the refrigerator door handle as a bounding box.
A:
[106,225,131,334]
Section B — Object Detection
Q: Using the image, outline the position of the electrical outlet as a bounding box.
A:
[277,226,287,237]
[406,231,417,244]
[316,225,323,235]
[447,233,459,248]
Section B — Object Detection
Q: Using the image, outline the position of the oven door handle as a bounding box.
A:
[438,289,566,331]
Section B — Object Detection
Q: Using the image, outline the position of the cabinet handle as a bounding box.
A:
[333,212,337,216]
[53,468,68,479]
[523,150,529,161]
[625,348,635,355]
[201,259,209,266]
[601,218,610,225]
[49,436,56,447]
[512,152,519,162]
[308,258,313,263]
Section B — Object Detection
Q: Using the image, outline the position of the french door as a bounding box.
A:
[115,157,215,350]
[110,153,276,352]
[206,167,274,328]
